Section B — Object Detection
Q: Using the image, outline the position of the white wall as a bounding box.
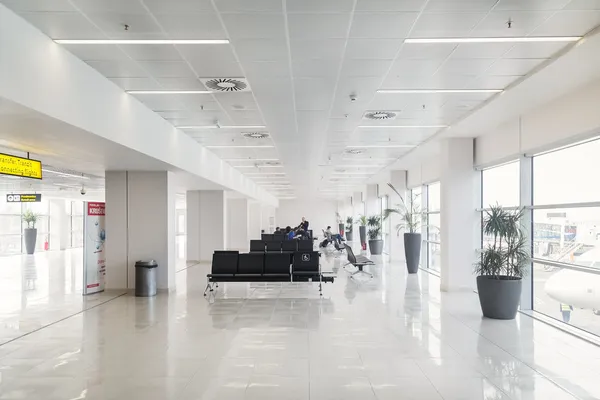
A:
[276,199,338,236]
[226,198,249,251]
[475,78,600,167]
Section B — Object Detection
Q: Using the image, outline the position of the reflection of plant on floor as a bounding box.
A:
[346,216,353,232]
[367,215,381,240]
[474,204,529,279]
[22,209,39,229]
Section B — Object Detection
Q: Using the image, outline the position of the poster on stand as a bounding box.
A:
[83,202,106,295]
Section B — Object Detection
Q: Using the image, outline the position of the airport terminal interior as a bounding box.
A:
[3,1,600,399]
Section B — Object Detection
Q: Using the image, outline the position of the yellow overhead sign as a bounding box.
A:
[0,153,42,180]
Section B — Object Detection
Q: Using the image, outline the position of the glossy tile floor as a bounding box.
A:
[1,250,600,399]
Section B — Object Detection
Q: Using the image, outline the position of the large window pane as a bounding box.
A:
[428,242,441,272]
[482,162,519,207]
[0,235,21,254]
[427,182,440,212]
[534,139,600,205]
[0,215,21,235]
[410,187,422,234]
[427,213,440,242]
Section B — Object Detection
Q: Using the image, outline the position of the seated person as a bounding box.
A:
[285,226,294,240]
[274,227,281,234]
[326,226,344,243]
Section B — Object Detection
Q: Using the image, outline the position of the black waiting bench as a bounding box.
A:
[205,250,333,296]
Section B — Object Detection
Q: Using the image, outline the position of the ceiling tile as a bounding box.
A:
[154,78,208,90]
[336,77,382,97]
[487,58,547,76]
[450,43,514,59]
[345,39,403,59]
[503,42,570,58]
[494,0,571,10]
[154,13,227,38]
[288,13,352,39]
[214,0,282,12]
[286,0,355,13]
[565,0,600,10]
[290,39,346,60]
[411,12,487,38]
[233,39,289,62]
[71,0,148,14]
[425,0,498,12]
[86,59,148,77]
[86,13,164,39]
[222,13,285,39]
[465,75,523,90]
[110,77,161,91]
[350,13,419,38]
[120,44,182,60]
[143,0,214,14]
[398,43,457,59]
[294,78,336,110]
[340,59,393,77]
[355,0,426,12]
[472,11,553,37]
[243,61,290,79]
[62,44,129,61]
[292,60,340,77]
[132,95,187,111]
[213,92,259,111]
[0,0,75,12]
[17,12,104,39]
[136,61,196,78]
[388,59,445,77]
[532,10,600,36]
[437,58,496,75]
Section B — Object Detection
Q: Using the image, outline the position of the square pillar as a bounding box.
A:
[187,190,226,262]
[390,170,407,262]
[105,171,176,291]
[440,138,480,292]
[227,198,249,251]
[248,201,262,239]
[365,184,379,217]
[49,199,69,250]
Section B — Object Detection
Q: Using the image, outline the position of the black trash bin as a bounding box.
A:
[135,260,158,297]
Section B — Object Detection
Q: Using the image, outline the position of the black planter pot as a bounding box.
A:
[369,239,383,255]
[338,223,345,237]
[346,231,353,241]
[24,228,37,255]
[404,233,421,274]
[359,226,367,244]
[476,276,522,320]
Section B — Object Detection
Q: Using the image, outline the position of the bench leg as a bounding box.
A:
[203,281,211,296]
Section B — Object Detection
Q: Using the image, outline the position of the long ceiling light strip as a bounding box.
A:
[346,145,416,149]
[358,125,448,128]
[404,37,581,44]
[179,125,267,129]
[206,145,274,149]
[224,158,279,162]
[377,89,502,94]
[127,90,213,94]
[54,39,230,44]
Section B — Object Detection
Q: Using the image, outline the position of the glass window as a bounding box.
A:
[424,182,441,272]
[427,182,440,212]
[70,201,84,248]
[410,187,422,235]
[532,138,600,337]
[482,162,520,208]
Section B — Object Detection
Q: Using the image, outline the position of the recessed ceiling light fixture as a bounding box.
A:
[206,145,274,149]
[246,172,286,176]
[377,89,502,94]
[224,158,279,162]
[54,39,230,45]
[404,37,581,44]
[346,145,416,149]
[358,125,447,128]
[178,125,266,129]
[237,165,283,168]
[242,132,269,139]
[127,90,213,94]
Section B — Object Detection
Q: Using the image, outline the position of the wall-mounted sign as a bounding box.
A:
[6,194,41,203]
[0,153,42,180]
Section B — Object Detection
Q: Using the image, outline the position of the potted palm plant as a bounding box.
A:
[367,215,383,255]
[358,215,367,246]
[475,205,529,320]
[336,212,344,238]
[345,216,354,241]
[22,209,39,255]
[384,183,422,274]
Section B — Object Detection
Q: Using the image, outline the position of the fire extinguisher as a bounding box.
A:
[362,242,367,251]
[44,236,49,251]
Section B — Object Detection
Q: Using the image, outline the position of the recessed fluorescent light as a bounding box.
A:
[42,168,89,179]
[237,165,283,168]
[178,125,266,129]
[54,39,230,45]
[377,89,502,94]
[224,158,279,162]
[333,165,384,168]
[346,145,416,148]
[404,37,581,44]
[247,173,286,176]
[127,90,213,94]
[358,125,447,128]
[206,145,274,149]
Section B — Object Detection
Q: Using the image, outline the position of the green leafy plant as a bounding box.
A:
[358,215,367,227]
[335,212,343,224]
[22,209,38,229]
[367,215,382,240]
[474,205,529,279]
[346,216,353,232]
[383,183,422,234]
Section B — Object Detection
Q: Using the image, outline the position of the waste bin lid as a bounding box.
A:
[135,260,158,268]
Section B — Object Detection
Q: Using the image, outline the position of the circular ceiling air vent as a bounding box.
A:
[364,111,398,120]
[243,132,269,139]
[345,149,364,155]
[204,78,247,92]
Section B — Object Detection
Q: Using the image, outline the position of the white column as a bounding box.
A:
[390,170,407,262]
[227,198,249,251]
[365,184,379,217]
[49,199,69,250]
[352,191,363,218]
[187,190,226,262]
[105,171,176,291]
[248,201,262,239]
[440,138,480,292]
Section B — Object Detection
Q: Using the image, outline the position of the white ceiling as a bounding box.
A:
[2,0,600,199]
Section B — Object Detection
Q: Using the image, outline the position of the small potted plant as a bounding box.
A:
[384,183,422,274]
[22,209,39,255]
[358,215,367,245]
[335,212,344,238]
[345,216,354,241]
[367,215,383,255]
[475,205,529,320]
